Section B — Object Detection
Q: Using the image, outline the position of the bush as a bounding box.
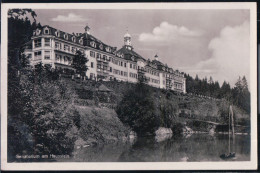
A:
[116,81,160,135]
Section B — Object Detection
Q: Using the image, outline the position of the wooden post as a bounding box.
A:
[230,105,235,136]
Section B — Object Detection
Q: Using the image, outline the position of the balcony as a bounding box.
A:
[137,68,146,74]
[54,47,76,55]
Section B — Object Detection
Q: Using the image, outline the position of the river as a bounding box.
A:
[60,134,250,162]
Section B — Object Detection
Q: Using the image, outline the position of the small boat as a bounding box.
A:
[220,105,236,160]
[220,152,236,160]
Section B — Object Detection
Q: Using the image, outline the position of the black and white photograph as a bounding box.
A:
[1,2,257,170]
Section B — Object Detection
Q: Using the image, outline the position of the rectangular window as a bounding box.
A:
[44,38,50,46]
[124,63,126,67]
[64,44,69,51]
[110,67,112,72]
[34,51,42,59]
[34,39,41,48]
[121,62,123,66]
[91,62,94,68]
[44,51,50,60]
[124,72,127,76]
[103,55,107,60]
[96,53,101,59]
[90,51,95,57]
[130,64,132,68]
[71,47,76,53]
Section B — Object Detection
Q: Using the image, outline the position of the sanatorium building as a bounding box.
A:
[24,24,186,93]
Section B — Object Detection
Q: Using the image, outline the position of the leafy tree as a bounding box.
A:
[116,79,160,135]
[72,50,88,77]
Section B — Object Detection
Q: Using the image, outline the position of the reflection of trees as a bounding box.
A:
[118,134,250,162]
[64,134,250,162]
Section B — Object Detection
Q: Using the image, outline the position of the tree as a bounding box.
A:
[231,76,250,113]
[116,79,160,135]
[72,51,88,77]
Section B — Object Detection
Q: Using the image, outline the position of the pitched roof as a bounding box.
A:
[116,45,146,62]
[33,25,117,54]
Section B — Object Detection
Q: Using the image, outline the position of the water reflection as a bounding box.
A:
[66,134,250,162]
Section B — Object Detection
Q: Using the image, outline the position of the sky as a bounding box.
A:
[33,9,250,87]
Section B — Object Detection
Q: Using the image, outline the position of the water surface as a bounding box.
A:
[62,134,250,162]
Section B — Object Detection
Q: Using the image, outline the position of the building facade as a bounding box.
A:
[24,24,186,93]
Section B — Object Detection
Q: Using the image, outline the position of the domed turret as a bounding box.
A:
[155,54,158,61]
[85,24,90,34]
[124,31,131,47]
[124,32,131,38]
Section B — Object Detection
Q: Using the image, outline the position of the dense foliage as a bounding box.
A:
[72,50,88,76]
[185,74,250,113]
[8,9,80,161]
[116,79,180,136]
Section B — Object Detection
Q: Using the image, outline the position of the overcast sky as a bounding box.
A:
[33,9,250,87]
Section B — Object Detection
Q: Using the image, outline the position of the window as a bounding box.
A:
[36,29,41,35]
[124,72,127,76]
[79,38,83,45]
[121,62,123,66]
[91,62,94,68]
[44,38,50,46]
[106,47,111,52]
[72,37,76,42]
[110,67,112,72]
[64,44,69,52]
[55,54,61,62]
[124,63,126,67]
[99,44,103,50]
[71,47,76,53]
[90,41,96,48]
[121,71,123,76]
[90,51,95,57]
[55,42,61,49]
[34,51,42,59]
[55,31,60,37]
[130,64,132,68]
[64,34,68,40]
[44,51,51,60]
[34,39,41,48]
[96,53,101,59]
[44,28,49,34]
[103,55,107,60]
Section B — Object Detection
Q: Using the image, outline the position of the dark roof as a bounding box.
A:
[116,45,146,62]
[33,25,116,54]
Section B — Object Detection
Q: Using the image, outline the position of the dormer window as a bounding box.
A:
[44,28,49,34]
[90,41,96,48]
[99,44,103,50]
[106,47,111,52]
[64,34,68,40]
[72,36,76,42]
[36,29,41,35]
[55,30,60,37]
[79,38,83,45]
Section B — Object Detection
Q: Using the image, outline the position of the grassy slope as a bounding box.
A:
[63,78,250,141]
[75,105,131,146]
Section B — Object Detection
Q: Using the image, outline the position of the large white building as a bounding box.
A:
[24,24,186,93]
